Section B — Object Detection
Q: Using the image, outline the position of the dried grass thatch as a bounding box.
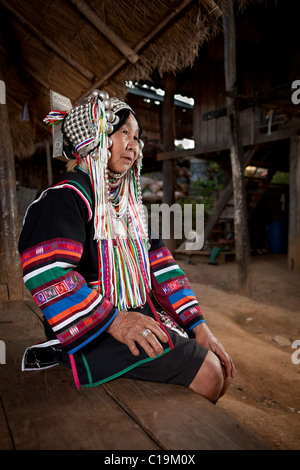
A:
[0,0,256,159]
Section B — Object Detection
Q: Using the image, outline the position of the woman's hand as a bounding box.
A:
[193,322,235,379]
[107,310,169,358]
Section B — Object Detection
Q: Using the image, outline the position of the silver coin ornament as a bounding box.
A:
[62,90,134,160]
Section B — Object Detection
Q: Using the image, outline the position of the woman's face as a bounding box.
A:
[108,113,140,174]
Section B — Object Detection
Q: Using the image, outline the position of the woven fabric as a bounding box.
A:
[19,170,205,385]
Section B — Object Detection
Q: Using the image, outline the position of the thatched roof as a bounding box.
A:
[0,0,252,159]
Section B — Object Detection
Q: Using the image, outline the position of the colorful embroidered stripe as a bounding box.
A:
[77,347,172,388]
[21,239,83,266]
[44,285,98,325]
[149,246,204,328]
[153,264,183,283]
[24,262,76,291]
[56,300,118,353]
[168,289,197,310]
[20,238,116,353]
[33,272,84,307]
[22,249,81,269]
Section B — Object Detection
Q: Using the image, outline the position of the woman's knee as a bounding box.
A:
[189,351,225,402]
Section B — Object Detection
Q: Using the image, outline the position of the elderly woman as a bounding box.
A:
[19,90,235,403]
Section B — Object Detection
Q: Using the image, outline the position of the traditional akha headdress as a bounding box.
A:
[43,89,151,311]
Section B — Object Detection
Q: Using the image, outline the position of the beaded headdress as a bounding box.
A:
[44,90,151,311]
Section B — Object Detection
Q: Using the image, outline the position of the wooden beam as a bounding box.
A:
[78,0,194,100]
[68,0,139,64]
[223,1,251,297]
[157,126,300,161]
[0,66,23,300]
[288,136,300,270]
[193,64,202,147]
[45,140,53,186]
[0,0,94,81]
[200,0,222,18]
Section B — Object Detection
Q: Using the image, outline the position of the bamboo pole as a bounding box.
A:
[0,67,23,300]
[222,1,251,296]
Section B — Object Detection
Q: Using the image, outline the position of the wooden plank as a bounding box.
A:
[103,379,273,450]
[0,300,272,450]
[156,126,300,161]
[0,301,159,450]
[1,367,159,450]
[0,398,13,449]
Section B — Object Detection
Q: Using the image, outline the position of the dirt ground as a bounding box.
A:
[175,253,300,450]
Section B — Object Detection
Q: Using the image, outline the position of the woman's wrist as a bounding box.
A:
[107,309,127,334]
[193,322,208,336]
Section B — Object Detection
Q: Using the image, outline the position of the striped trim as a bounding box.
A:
[150,255,173,266]
[69,354,81,389]
[176,299,199,313]
[65,307,118,354]
[21,239,83,265]
[24,262,76,292]
[23,182,93,224]
[21,235,116,352]
[149,245,204,328]
[52,182,93,221]
[33,273,84,308]
[153,264,180,277]
[22,249,80,269]
[78,347,172,388]
[50,289,100,330]
[24,261,76,284]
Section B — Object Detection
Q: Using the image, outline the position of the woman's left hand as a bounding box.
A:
[193,322,236,379]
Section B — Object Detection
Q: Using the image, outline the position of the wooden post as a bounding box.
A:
[222,1,251,296]
[288,136,300,270]
[0,67,23,300]
[162,72,176,253]
[193,63,202,148]
[45,139,53,186]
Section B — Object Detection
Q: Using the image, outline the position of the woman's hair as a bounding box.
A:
[65,108,142,171]
[110,109,142,139]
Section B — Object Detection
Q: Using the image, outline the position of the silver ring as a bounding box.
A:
[142,328,151,338]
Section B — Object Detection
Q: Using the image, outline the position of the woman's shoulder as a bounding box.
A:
[52,169,91,189]
[51,169,94,202]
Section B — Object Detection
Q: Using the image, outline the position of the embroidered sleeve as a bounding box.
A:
[19,181,117,354]
[149,233,205,330]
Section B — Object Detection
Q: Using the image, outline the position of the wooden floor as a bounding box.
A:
[0,298,273,450]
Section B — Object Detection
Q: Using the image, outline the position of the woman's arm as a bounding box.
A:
[193,322,235,378]
[19,180,117,355]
